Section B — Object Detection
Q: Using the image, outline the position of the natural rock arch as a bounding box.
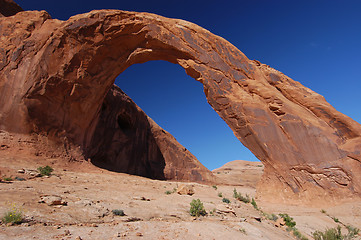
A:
[1,10,360,202]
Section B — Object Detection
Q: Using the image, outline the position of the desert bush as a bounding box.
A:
[112,209,125,216]
[332,217,339,223]
[212,185,217,190]
[165,188,177,195]
[3,177,12,181]
[189,199,206,217]
[37,165,53,176]
[287,227,308,240]
[313,226,344,240]
[233,189,250,203]
[209,208,217,215]
[2,204,23,224]
[279,213,296,228]
[346,225,360,238]
[321,209,327,214]
[218,192,223,197]
[222,198,230,204]
[263,212,278,221]
[267,213,278,221]
[251,198,258,210]
[313,225,360,240]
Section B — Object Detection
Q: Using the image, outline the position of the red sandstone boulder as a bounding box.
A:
[0,9,360,203]
[0,0,23,17]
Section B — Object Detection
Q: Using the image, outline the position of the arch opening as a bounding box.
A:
[87,60,259,181]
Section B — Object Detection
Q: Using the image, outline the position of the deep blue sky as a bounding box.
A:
[17,0,361,170]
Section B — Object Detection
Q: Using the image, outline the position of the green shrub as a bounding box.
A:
[346,225,359,238]
[212,185,217,190]
[251,198,258,210]
[218,192,223,197]
[2,204,23,224]
[37,165,53,176]
[3,177,12,181]
[239,228,246,234]
[279,213,296,228]
[332,217,339,223]
[165,188,177,195]
[321,209,327,214]
[209,208,217,215]
[291,227,309,240]
[313,225,360,240]
[268,213,278,221]
[233,189,250,203]
[313,226,343,240]
[262,211,277,221]
[222,198,230,204]
[112,209,125,216]
[189,199,206,217]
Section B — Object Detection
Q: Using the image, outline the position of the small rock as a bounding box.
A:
[39,195,67,206]
[30,172,42,177]
[177,184,195,195]
[75,236,82,240]
[136,232,143,237]
[132,196,150,201]
[215,204,236,216]
[124,217,142,222]
[17,169,25,173]
[64,230,71,235]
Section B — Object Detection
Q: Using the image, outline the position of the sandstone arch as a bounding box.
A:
[1,10,360,202]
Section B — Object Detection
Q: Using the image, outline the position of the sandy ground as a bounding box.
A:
[0,150,360,240]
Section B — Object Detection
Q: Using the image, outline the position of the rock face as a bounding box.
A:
[88,85,214,182]
[0,0,23,17]
[0,9,360,202]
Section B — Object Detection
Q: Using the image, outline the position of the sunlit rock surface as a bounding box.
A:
[0,8,360,202]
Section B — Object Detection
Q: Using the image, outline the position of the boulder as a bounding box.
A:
[177,184,195,195]
[39,195,67,206]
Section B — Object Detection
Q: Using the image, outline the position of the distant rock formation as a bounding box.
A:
[212,160,264,188]
[0,7,360,202]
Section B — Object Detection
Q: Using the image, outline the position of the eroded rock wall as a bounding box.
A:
[0,9,360,202]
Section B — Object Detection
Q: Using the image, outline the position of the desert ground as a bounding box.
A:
[0,138,360,240]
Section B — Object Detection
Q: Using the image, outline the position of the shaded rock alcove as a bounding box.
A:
[0,8,360,202]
